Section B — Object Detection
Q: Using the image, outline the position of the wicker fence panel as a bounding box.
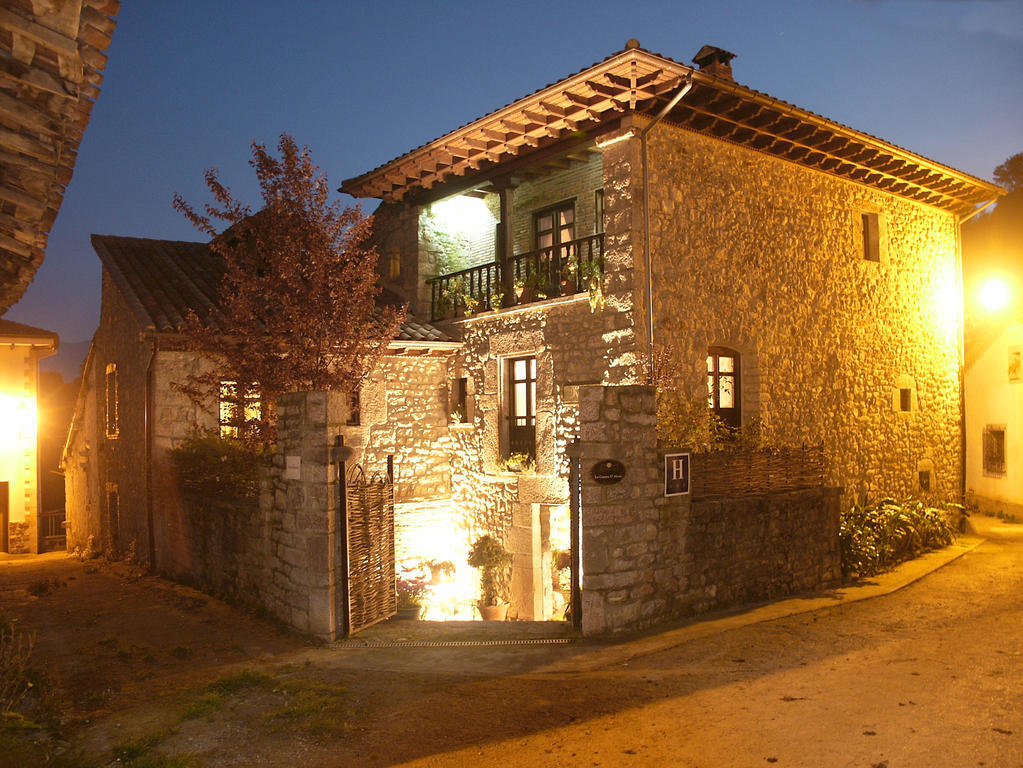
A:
[345,468,396,635]
[690,445,825,500]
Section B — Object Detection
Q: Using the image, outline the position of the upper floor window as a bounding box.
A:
[534,201,575,254]
[219,380,261,438]
[707,348,741,430]
[861,212,880,262]
[105,363,118,438]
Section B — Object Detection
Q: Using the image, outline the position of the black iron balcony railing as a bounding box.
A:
[428,233,603,321]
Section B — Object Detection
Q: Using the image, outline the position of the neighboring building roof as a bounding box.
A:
[340,42,1003,215]
[0,1,120,313]
[0,316,58,345]
[91,234,452,343]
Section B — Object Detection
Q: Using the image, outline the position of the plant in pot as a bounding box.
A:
[502,452,535,473]
[395,574,428,620]
[468,534,513,621]
[423,558,456,585]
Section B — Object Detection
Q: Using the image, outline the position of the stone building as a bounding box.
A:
[0,318,57,553]
[66,42,1001,633]
[63,235,458,581]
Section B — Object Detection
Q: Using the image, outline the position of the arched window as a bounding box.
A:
[707,347,741,429]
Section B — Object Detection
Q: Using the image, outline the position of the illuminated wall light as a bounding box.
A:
[979,278,1011,313]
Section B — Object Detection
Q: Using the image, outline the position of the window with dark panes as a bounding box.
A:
[984,425,1006,475]
[862,212,880,261]
[508,356,537,457]
[707,347,741,429]
[219,380,262,438]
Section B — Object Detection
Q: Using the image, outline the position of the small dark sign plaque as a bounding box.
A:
[664,453,691,497]
[591,459,626,485]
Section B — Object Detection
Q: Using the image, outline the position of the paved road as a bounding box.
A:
[7,517,1022,767]
[404,515,1022,768]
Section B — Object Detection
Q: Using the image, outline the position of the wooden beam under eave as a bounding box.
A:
[563,90,601,108]
[0,232,37,259]
[0,8,79,59]
[539,99,570,117]
[0,127,56,162]
[0,90,61,136]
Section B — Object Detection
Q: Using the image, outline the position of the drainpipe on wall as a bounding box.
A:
[144,337,157,568]
[639,74,693,369]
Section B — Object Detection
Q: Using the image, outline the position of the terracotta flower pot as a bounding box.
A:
[479,603,508,621]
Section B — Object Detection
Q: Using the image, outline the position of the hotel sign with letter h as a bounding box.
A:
[664,453,690,497]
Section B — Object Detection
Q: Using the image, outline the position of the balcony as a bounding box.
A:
[428,233,604,321]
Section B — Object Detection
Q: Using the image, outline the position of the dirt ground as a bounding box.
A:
[2,516,1022,767]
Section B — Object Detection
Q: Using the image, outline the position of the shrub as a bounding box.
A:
[840,497,956,578]
[169,431,263,507]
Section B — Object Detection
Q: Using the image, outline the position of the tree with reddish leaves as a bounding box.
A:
[173,134,405,441]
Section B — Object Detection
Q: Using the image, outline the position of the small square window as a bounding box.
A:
[862,212,880,262]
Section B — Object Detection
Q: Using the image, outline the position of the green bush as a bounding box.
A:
[169,431,263,508]
[840,497,957,578]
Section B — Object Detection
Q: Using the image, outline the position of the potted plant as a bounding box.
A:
[489,291,504,311]
[395,574,428,620]
[423,558,456,585]
[580,258,604,311]
[513,275,526,300]
[468,534,512,621]
[503,452,535,473]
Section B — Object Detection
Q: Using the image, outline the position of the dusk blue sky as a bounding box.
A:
[6,0,1023,345]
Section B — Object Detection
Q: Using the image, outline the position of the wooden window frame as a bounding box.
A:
[507,355,537,458]
[707,347,741,430]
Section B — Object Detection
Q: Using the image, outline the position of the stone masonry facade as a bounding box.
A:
[577,384,841,635]
[643,121,962,502]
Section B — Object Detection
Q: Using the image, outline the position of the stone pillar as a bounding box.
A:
[267,390,345,640]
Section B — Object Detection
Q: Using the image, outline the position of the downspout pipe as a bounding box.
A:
[639,74,693,369]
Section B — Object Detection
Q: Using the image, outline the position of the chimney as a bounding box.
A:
[692,45,736,81]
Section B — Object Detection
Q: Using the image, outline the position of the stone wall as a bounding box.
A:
[642,122,963,503]
[340,353,456,503]
[260,390,345,639]
[66,270,154,561]
[577,384,841,635]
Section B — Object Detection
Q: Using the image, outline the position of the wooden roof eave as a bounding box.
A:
[341,46,1001,215]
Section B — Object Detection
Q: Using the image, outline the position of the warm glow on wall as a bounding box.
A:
[931,266,962,344]
[0,393,36,446]
[979,277,1011,313]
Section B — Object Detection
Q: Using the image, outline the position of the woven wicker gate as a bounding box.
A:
[339,460,396,636]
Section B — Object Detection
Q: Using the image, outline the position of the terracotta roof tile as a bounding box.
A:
[90,234,452,343]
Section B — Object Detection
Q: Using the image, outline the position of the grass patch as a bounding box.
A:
[111,729,199,768]
[263,678,350,737]
[207,670,268,696]
[180,692,223,721]
[176,670,269,724]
